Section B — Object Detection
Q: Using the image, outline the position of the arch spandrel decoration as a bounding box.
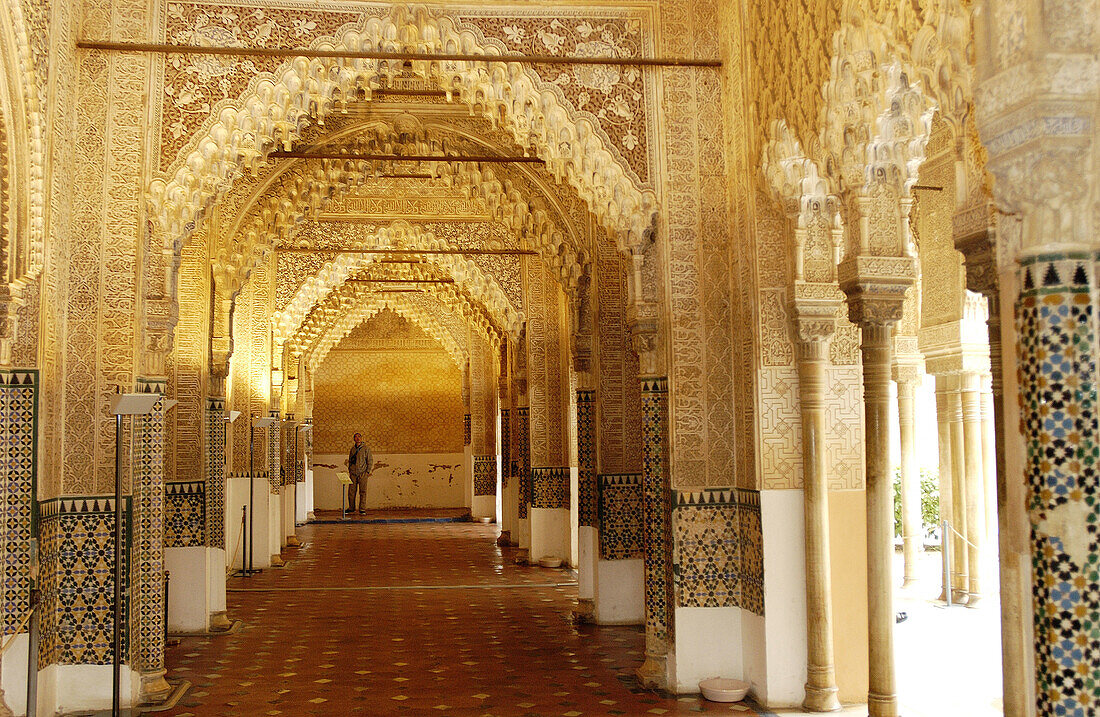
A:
[270,221,522,343]
[147,4,657,264]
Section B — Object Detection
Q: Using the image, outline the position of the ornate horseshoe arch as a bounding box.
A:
[147,4,657,270]
[271,221,522,344]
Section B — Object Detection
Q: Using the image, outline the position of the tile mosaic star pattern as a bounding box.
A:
[0,370,37,637]
[671,488,763,614]
[641,377,673,647]
[205,397,226,550]
[165,481,206,548]
[134,380,167,673]
[463,413,472,447]
[38,497,131,667]
[598,474,643,560]
[531,467,569,509]
[500,408,511,490]
[162,520,769,716]
[577,390,597,528]
[1017,253,1100,715]
[473,454,497,496]
[515,407,531,519]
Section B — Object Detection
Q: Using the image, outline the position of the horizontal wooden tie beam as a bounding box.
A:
[344,278,454,283]
[76,40,721,67]
[276,247,536,255]
[268,152,542,163]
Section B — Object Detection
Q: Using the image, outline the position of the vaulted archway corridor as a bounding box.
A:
[161,520,767,717]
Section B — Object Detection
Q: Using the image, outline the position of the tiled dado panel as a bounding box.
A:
[577,391,597,528]
[268,413,281,493]
[205,397,226,550]
[516,408,531,519]
[1,370,37,636]
[1017,253,1100,715]
[500,409,511,490]
[134,379,167,673]
[598,474,643,560]
[640,377,672,646]
[473,455,498,497]
[463,414,472,447]
[38,497,131,667]
[531,467,569,509]
[165,481,206,548]
[671,488,763,615]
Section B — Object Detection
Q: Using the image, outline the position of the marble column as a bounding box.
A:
[947,375,970,602]
[934,376,955,601]
[793,319,841,712]
[133,378,171,703]
[960,372,986,606]
[895,368,923,588]
[980,375,996,541]
[471,339,498,522]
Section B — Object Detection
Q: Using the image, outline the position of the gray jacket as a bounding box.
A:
[348,443,373,477]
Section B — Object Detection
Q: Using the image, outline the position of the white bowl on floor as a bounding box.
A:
[699,677,750,703]
[538,556,563,568]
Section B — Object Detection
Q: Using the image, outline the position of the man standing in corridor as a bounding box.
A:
[346,432,373,515]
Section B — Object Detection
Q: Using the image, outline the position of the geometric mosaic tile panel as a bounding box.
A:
[268,411,281,493]
[516,408,530,519]
[1,370,37,637]
[463,413,471,447]
[37,497,131,667]
[531,467,568,509]
[670,488,763,614]
[598,474,643,560]
[1017,253,1100,715]
[500,409,510,490]
[205,396,226,550]
[577,390,596,528]
[165,481,206,548]
[641,377,672,648]
[134,381,166,673]
[473,454,497,496]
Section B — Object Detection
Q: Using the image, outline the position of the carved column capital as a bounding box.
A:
[628,303,663,378]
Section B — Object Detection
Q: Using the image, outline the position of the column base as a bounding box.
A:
[635,654,669,691]
[140,669,172,704]
[514,549,530,565]
[965,593,982,608]
[209,611,233,632]
[286,535,302,547]
[951,589,969,604]
[270,554,285,567]
[802,683,841,712]
[901,576,920,588]
[496,530,512,547]
[571,598,595,625]
[867,691,898,717]
[0,687,13,717]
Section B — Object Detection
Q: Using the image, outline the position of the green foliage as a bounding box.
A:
[893,467,940,540]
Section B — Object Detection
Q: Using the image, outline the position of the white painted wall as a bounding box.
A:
[226,476,275,570]
[165,546,210,633]
[1,633,27,715]
[37,663,137,715]
[471,495,495,520]
[530,507,571,564]
[312,453,465,510]
[578,526,596,600]
[594,558,644,624]
[673,607,745,693]
[297,464,315,522]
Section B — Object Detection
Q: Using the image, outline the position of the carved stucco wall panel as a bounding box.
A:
[167,232,211,484]
[229,259,273,471]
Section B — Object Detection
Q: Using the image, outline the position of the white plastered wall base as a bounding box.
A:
[208,547,227,617]
[594,558,644,624]
[165,546,213,632]
[311,454,465,510]
[471,495,495,520]
[36,663,138,715]
[1,633,27,715]
[578,526,596,600]
[744,489,809,708]
[529,507,570,564]
[672,606,745,693]
[268,490,283,561]
[226,476,274,570]
[297,464,315,523]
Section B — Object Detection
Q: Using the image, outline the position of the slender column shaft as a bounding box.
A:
[797,339,841,712]
[861,324,898,717]
[947,378,969,601]
[897,378,922,588]
[934,378,954,601]
[979,377,996,541]
[960,372,986,606]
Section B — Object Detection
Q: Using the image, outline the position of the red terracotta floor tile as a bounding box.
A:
[163,521,766,716]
